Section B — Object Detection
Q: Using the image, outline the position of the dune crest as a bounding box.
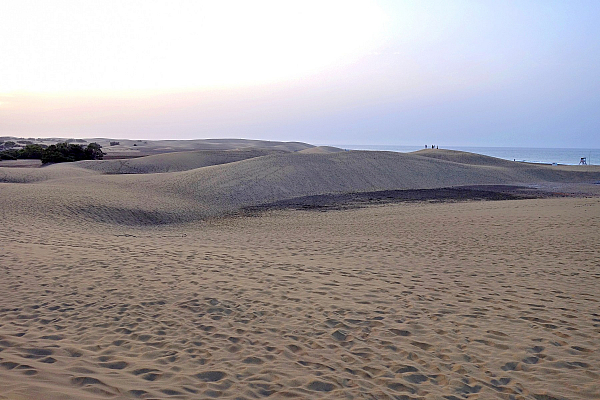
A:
[2,149,600,225]
[298,146,345,154]
[75,149,285,174]
[412,148,522,166]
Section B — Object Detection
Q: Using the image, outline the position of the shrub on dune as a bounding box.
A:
[41,142,105,164]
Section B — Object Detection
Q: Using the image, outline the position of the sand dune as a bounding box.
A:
[0,162,100,183]
[1,150,599,226]
[119,138,313,152]
[298,146,345,154]
[97,150,600,214]
[0,197,598,399]
[1,146,599,399]
[75,149,286,174]
[412,149,523,166]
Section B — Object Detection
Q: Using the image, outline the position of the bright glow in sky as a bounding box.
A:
[1,0,385,92]
[1,0,599,147]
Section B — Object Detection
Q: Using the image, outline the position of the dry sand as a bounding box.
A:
[74,150,289,175]
[2,149,600,224]
[1,147,599,399]
[0,138,314,160]
[297,146,345,154]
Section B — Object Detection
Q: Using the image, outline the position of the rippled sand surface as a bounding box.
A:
[1,197,598,399]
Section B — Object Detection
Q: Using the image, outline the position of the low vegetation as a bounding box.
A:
[0,142,105,163]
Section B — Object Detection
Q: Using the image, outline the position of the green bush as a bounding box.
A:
[0,142,104,163]
[19,144,45,159]
[0,149,18,160]
[41,142,105,164]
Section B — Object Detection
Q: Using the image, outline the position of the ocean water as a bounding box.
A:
[329,144,599,166]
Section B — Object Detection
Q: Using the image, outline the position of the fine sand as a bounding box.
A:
[2,149,600,224]
[0,138,316,160]
[0,146,599,399]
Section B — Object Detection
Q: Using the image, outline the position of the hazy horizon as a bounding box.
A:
[2,0,599,147]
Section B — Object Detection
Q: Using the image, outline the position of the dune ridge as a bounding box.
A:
[1,150,599,226]
[298,146,345,154]
[412,148,527,166]
[0,163,100,183]
[75,149,287,174]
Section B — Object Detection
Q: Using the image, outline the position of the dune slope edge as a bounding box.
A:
[1,150,599,225]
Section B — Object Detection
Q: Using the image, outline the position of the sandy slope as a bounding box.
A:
[158,150,600,202]
[75,149,287,174]
[2,150,599,226]
[0,197,598,399]
[0,163,100,183]
[105,138,313,152]
[412,149,525,166]
[298,146,345,154]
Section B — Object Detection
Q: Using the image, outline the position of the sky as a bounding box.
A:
[1,0,599,147]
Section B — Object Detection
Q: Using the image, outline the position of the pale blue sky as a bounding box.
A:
[1,0,599,147]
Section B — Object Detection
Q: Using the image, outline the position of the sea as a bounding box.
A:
[327,145,599,166]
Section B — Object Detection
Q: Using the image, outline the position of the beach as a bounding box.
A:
[1,144,599,399]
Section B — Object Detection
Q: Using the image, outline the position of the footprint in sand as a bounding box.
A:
[387,382,415,393]
[99,360,128,369]
[403,373,428,384]
[195,370,226,382]
[22,347,53,359]
[331,329,348,341]
[242,356,264,365]
[571,345,592,353]
[160,388,184,396]
[128,389,148,397]
[390,328,411,336]
[410,341,433,350]
[395,365,418,373]
[501,361,521,371]
[1,361,19,370]
[307,380,335,392]
[71,376,106,386]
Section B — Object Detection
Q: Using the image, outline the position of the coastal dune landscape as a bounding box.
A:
[2,141,599,224]
[1,141,599,399]
[3,0,600,398]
